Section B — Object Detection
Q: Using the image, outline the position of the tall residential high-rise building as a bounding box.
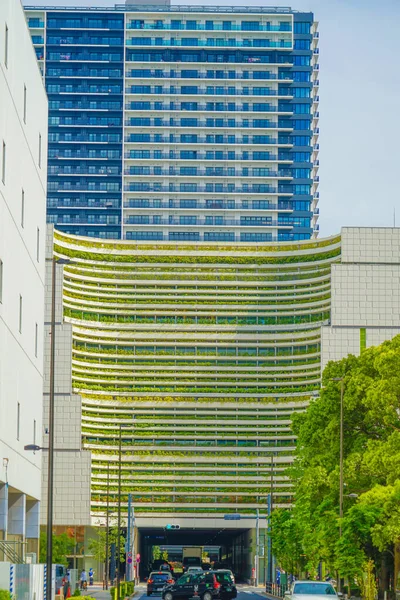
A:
[0,0,47,561]
[25,4,319,242]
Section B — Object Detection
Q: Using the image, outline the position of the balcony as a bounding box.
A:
[125,40,292,49]
[124,169,292,177]
[124,185,281,194]
[126,70,292,82]
[124,153,279,161]
[126,88,290,98]
[125,119,281,129]
[124,218,292,228]
[126,23,292,33]
[28,19,44,28]
[125,136,281,145]
[123,200,285,210]
[126,105,284,113]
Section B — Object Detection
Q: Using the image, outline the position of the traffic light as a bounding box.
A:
[165,524,180,530]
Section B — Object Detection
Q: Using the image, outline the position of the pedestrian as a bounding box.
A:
[89,568,94,586]
[80,569,88,590]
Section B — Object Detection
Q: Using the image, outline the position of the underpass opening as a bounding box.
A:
[138,526,255,583]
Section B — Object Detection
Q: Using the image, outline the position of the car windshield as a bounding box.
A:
[150,573,170,582]
[294,583,336,595]
[215,573,234,584]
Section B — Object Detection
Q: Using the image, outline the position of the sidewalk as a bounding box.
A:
[81,582,145,600]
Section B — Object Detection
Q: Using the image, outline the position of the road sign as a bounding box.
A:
[127,557,133,564]
[224,514,241,520]
[136,553,141,563]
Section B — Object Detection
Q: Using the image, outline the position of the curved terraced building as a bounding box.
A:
[54,230,341,518]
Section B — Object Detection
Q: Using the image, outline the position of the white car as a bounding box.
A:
[286,581,340,600]
[187,566,204,574]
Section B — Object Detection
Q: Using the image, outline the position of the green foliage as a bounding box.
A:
[87,527,126,564]
[0,590,11,600]
[110,582,134,600]
[153,546,161,561]
[72,589,81,596]
[39,531,74,566]
[272,335,400,583]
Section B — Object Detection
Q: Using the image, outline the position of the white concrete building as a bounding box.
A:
[0,0,47,561]
[322,227,400,368]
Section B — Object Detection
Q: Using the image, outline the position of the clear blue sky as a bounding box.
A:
[29,0,400,237]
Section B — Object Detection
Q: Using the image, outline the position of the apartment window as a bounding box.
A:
[4,24,8,68]
[35,323,38,357]
[0,259,3,303]
[17,403,20,441]
[19,294,22,333]
[21,189,25,227]
[2,141,6,184]
[23,85,27,123]
[36,228,40,262]
[38,134,42,168]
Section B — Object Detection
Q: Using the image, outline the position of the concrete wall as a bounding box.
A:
[0,0,47,551]
[40,226,91,526]
[322,227,400,369]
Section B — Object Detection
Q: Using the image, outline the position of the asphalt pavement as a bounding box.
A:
[81,582,267,600]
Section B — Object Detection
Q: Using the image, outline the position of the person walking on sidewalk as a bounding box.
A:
[80,569,88,590]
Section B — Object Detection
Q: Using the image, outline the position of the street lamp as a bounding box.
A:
[46,256,70,600]
[116,423,131,600]
[330,376,345,592]
[24,445,80,452]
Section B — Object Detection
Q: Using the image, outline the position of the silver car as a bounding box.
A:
[285,581,340,600]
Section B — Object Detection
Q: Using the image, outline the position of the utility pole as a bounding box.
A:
[46,257,70,600]
[331,377,345,593]
[116,425,122,600]
[268,455,274,584]
[105,463,110,590]
[46,257,57,600]
[255,508,260,587]
[339,378,344,593]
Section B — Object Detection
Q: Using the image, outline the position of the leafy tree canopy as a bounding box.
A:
[271,335,400,583]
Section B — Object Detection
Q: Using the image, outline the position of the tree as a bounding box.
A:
[162,550,169,561]
[40,531,75,565]
[281,335,400,586]
[152,546,161,561]
[87,527,126,564]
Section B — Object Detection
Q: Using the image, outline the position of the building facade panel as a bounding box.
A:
[321,227,400,369]
[25,5,319,241]
[0,0,47,556]
[52,230,340,519]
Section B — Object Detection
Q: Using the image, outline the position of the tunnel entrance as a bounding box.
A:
[137,526,255,582]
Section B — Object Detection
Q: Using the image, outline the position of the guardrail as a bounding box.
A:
[265,582,288,598]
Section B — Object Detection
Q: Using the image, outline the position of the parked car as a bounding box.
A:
[162,571,221,600]
[285,581,339,600]
[214,570,237,600]
[147,571,175,596]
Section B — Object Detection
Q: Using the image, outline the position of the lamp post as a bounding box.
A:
[331,376,345,592]
[46,256,70,600]
[116,425,122,600]
[105,463,110,590]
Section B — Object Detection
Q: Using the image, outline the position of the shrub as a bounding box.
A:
[0,590,11,600]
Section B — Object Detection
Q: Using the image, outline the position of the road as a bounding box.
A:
[82,582,267,600]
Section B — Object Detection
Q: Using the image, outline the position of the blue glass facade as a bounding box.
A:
[26,7,319,241]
